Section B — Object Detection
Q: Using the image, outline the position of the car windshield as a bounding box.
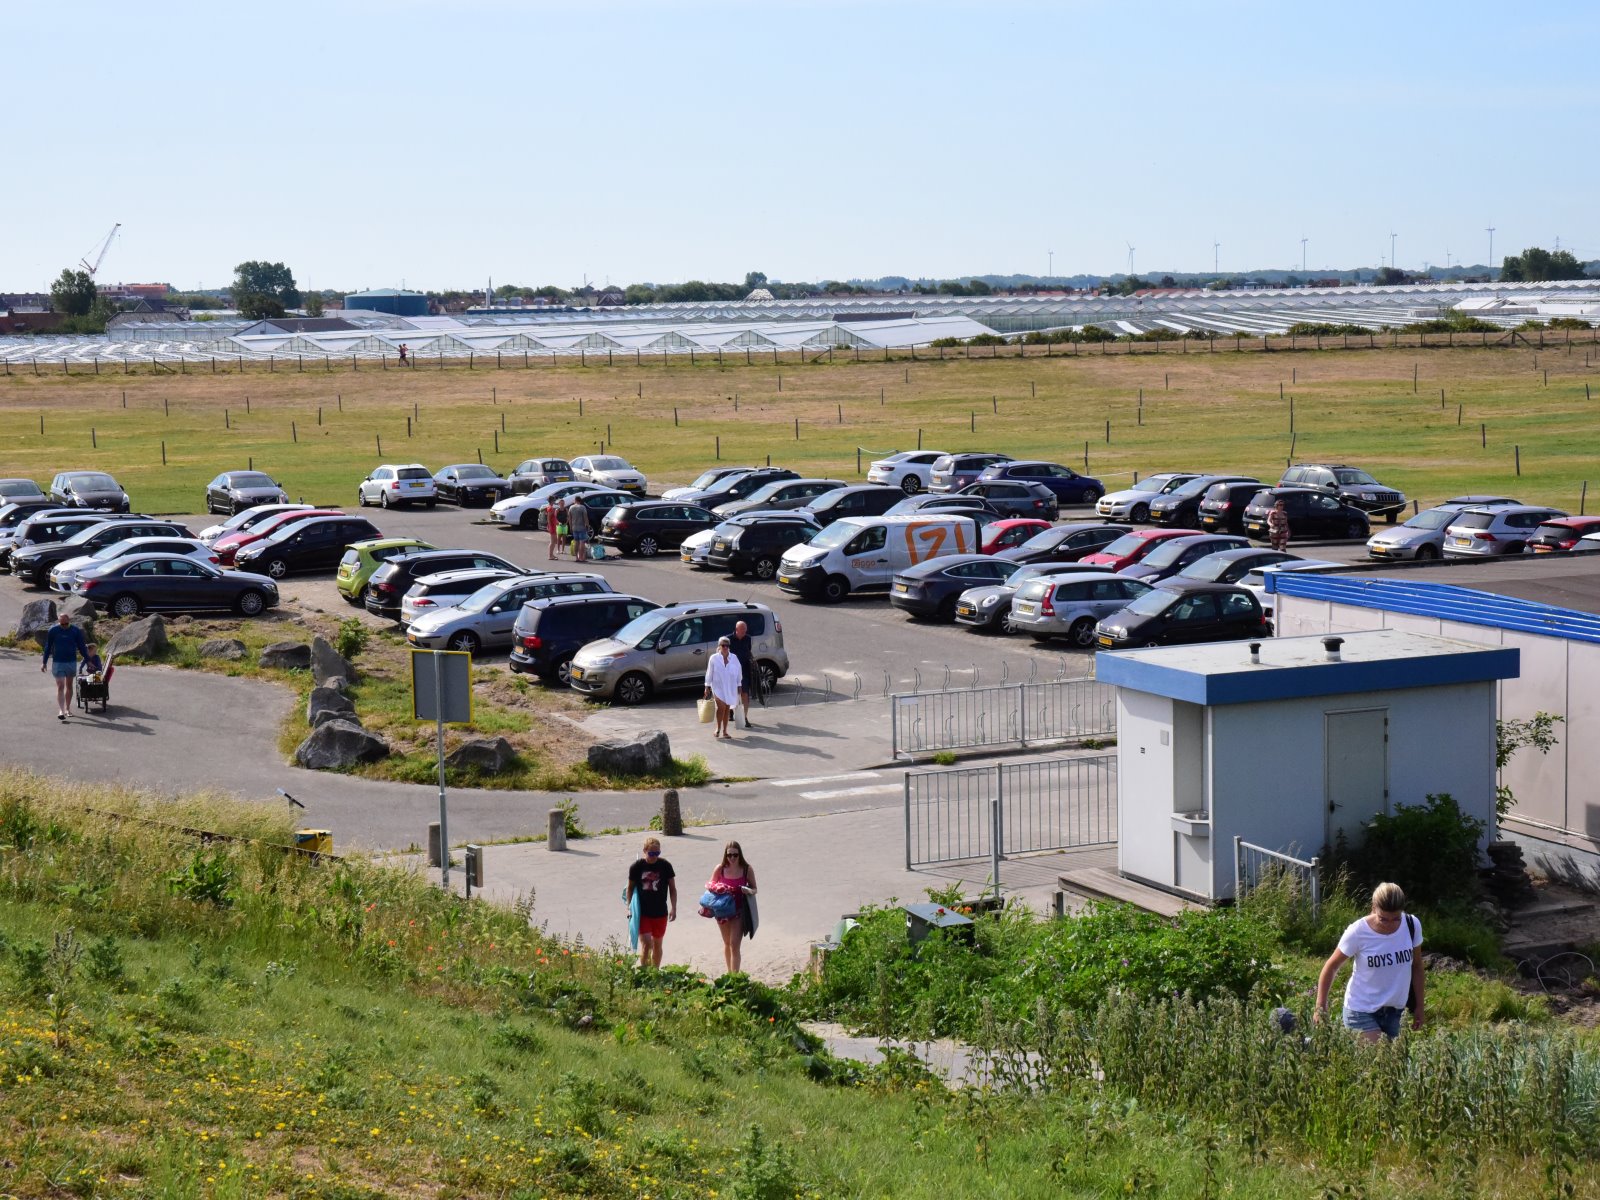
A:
[612,608,675,647]
[1008,566,1052,586]
[1167,477,1219,499]
[1140,538,1209,569]
[456,582,509,613]
[744,481,788,503]
[808,523,863,550]
[1450,511,1496,531]
[231,472,276,488]
[454,466,498,480]
[0,481,40,496]
[1179,555,1242,581]
[1016,526,1073,551]
[1124,589,1178,617]
[397,467,430,480]
[807,488,851,509]
[689,469,731,490]
[589,457,629,471]
[69,473,116,490]
[1099,533,1149,556]
[1405,507,1459,531]
[1534,522,1575,540]
[1155,475,1192,493]
[1334,469,1379,486]
[702,472,755,497]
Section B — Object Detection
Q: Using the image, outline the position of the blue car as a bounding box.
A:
[976,460,1103,505]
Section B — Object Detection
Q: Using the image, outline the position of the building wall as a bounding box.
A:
[345,293,429,317]
[1117,689,1177,885]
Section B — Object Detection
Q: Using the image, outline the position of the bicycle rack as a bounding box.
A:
[851,672,862,701]
[941,665,952,690]
[882,670,891,698]
[971,664,981,689]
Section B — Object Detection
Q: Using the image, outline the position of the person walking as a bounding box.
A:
[728,619,757,729]
[703,636,743,740]
[566,496,591,564]
[624,837,677,969]
[1267,498,1291,552]
[543,497,563,560]
[706,840,756,975]
[40,610,88,722]
[1314,881,1426,1043]
[397,343,409,365]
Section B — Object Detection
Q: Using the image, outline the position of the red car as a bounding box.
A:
[1529,516,1600,553]
[1078,527,1205,572]
[979,518,1052,555]
[212,508,343,565]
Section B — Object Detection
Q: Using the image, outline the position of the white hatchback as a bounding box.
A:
[357,464,436,509]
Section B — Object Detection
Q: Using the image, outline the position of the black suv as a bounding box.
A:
[994,522,1128,564]
[3,511,130,571]
[798,485,902,527]
[365,548,526,617]
[1278,463,1406,523]
[1243,487,1371,541]
[1147,475,1260,527]
[598,502,718,556]
[706,513,821,579]
[509,592,660,684]
[1197,481,1270,534]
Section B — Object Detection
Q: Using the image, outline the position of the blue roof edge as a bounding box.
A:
[1273,575,1600,645]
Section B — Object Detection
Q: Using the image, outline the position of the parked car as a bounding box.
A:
[211,508,343,566]
[1237,560,1344,620]
[885,494,1002,524]
[0,478,46,502]
[1079,528,1205,572]
[509,593,660,684]
[1528,516,1600,554]
[198,502,315,546]
[3,511,131,571]
[975,460,1103,505]
[1443,504,1568,558]
[661,466,751,502]
[957,479,1060,520]
[433,464,512,506]
[1243,487,1371,541]
[953,562,1116,633]
[570,455,647,495]
[76,554,279,618]
[780,514,981,602]
[363,548,525,617]
[406,573,613,653]
[1008,573,1155,646]
[1279,463,1407,523]
[1119,534,1249,584]
[204,470,288,515]
[1096,473,1205,523]
[52,535,218,593]
[357,463,436,509]
[928,452,1013,494]
[704,512,822,579]
[979,519,1052,555]
[567,600,788,705]
[672,466,798,507]
[0,506,104,563]
[49,471,130,512]
[335,537,436,603]
[1159,547,1300,589]
[1197,481,1271,534]
[490,481,610,528]
[796,485,903,527]
[1095,581,1270,649]
[889,554,1019,621]
[994,522,1130,565]
[12,518,193,588]
[1365,496,1520,561]
[1147,475,1260,527]
[507,457,573,493]
[714,478,847,519]
[400,568,522,626]
[866,450,948,495]
[598,501,719,557]
[233,515,383,578]
[536,489,639,531]
[679,527,718,568]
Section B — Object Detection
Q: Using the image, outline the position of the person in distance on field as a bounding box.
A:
[1314,880,1426,1043]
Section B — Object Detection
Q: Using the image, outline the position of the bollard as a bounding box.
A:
[428,821,442,868]
[548,808,568,852]
[465,845,484,893]
[661,789,683,836]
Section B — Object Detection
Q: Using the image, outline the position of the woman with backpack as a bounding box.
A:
[1314,881,1426,1042]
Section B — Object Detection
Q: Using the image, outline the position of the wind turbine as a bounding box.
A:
[1125,242,1136,277]
[1213,241,1220,274]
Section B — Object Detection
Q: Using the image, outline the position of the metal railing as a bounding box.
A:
[904,754,1118,877]
[1233,836,1321,916]
[889,677,1115,759]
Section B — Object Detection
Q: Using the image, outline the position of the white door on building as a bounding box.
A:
[1324,708,1389,849]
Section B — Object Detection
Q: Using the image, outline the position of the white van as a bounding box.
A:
[777,513,980,602]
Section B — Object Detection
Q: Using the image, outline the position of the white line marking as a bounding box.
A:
[772,771,882,788]
[797,784,902,801]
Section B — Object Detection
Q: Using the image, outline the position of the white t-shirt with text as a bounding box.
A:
[1337,914,1423,1013]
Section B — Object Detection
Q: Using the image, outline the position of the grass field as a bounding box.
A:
[2,344,1599,516]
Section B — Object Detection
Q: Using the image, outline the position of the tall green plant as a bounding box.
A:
[1496,712,1563,822]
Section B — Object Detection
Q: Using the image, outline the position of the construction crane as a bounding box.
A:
[78,223,121,277]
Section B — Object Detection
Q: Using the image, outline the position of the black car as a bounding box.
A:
[598,502,718,557]
[797,485,903,527]
[509,592,660,683]
[889,554,1019,621]
[886,494,1004,524]
[1279,463,1406,523]
[434,464,512,506]
[994,522,1128,565]
[536,489,638,531]
[507,457,573,493]
[1147,475,1260,528]
[1197,482,1270,534]
[77,554,280,618]
[705,513,821,579]
[676,466,799,507]
[928,452,1014,494]
[3,512,128,571]
[364,548,526,617]
[0,499,69,536]
[1095,581,1270,648]
[0,478,46,502]
[1159,547,1301,588]
[49,470,130,512]
[1119,534,1249,584]
[11,518,192,587]
[205,470,288,515]
[714,478,847,519]
[1243,487,1371,542]
[233,516,382,578]
[958,479,1060,520]
[975,460,1103,505]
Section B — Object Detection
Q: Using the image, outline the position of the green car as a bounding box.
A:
[336,537,435,604]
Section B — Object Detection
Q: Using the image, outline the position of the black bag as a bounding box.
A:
[1404,914,1419,1016]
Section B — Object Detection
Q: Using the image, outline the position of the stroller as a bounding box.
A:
[75,662,113,714]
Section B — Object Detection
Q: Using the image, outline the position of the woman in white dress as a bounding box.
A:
[703,636,743,740]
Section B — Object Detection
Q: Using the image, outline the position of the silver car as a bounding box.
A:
[953,562,1112,632]
[1006,572,1153,646]
[52,536,217,592]
[679,527,718,567]
[357,463,436,509]
[406,573,612,653]
[1366,496,1519,561]
[568,599,788,705]
[1442,505,1567,558]
[399,567,522,626]
[1095,473,1203,523]
[570,455,647,495]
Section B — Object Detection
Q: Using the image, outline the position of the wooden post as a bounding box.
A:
[794,417,799,440]
[225,409,230,429]
[377,434,382,456]
[917,428,922,450]
[1457,403,1463,425]
[992,395,997,413]
[970,411,975,433]
[494,431,499,454]
[674,407,678,426]
[715,435,720,459]
[1105,419,1111,443]
[91,427,96,449]
[1413,363,1418,393]
[292,421,297,443]
[161,441,166,465]
[164,396,169,417]
[1581,481,1588,515]
[837,403,842,424]
[1481,423,1487,448]
[1083,441,1089,470]
[407,416,412,437]
[317,406,322,426]
[1515,445,1521,476]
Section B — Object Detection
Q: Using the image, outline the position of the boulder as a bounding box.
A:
[307,685,357,728]
[197,637,247,661]
[293,719,389,770]
[105,614,168,661]
[58,596,97,625]
[445,736,518,774]
[586,730,671,776]
[259,641,311,671]
[310,635,354,688]
[15,598,58,646]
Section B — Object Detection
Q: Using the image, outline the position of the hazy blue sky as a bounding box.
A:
[8,0,1596,292]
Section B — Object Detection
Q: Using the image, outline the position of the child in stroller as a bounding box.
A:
[75,645,113,714]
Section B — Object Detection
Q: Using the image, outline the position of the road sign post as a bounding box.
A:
[411,648,473,886]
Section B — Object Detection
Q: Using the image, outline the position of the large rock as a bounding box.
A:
[293,719,389,770]
[586,730,671,776]
[58,595,97,625]
[259,641,311,671]
[198,637,246,661]
[445,736,518,774]
[15,599,59,646]
[310,635,354,688]
[307,685,357,728]
[105,614,168,661]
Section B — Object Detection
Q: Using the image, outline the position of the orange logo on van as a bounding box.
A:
[902,519,970,564]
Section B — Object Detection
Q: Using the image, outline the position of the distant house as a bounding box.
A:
[2,309,66,334]
[595,289,626,306]
[234,317,359,337]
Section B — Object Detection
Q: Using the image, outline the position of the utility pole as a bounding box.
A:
[1300,237,1308,273]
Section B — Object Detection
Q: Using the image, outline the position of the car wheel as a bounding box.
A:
[1180,511,1199,529]
[822,574,850,603]
[1416,544,1441,561]
[901,475,923,495]
[236,590,266,616]
[1068,617,1098,648]
[344,585,366,606]
[554,655,576,687]
[379,491,391,509]
[636,535,660,557]
[518,511,537,530]
[230,500,243,516]
[424,499,437,509]
[937,595,958,622]
[111,594,140,618]
[757,661,779,695]
[1081,487,1102,505]
[263,558,289,579]
[753,556,777,580]
[1346,520,1366,539]
[1131,503,1149,523]
[1143,640,1162,648]
[1506,541,1526,555]
[447,630,480,654]
[357,488,369,507]
[614,671,653,706]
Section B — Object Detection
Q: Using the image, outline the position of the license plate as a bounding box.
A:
[1449,536,1471,547]
[408,481,424,488]
[893,583,908,593]
[569,666,585,680]
[956,604,975,616]
[406,634,418,644]
[1016,603,1036,615]
[1531,545,1552,553]
[777,574,792,585]
[337,567,352,579]
[714,541,728,552]
[1097,634,1114,647]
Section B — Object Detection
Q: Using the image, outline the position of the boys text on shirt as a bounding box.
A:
[1336,914,1422,1012]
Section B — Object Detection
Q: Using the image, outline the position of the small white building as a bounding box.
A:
[1094,630,1520,903]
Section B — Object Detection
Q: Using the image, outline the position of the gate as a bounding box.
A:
[890,678,1116,759]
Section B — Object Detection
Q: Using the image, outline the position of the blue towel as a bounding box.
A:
[625,887,641,950]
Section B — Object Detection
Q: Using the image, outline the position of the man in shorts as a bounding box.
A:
[624,837,677,968]
[566,495,591,564]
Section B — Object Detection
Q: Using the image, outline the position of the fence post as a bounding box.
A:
[1309,856,1321,918]
[1017,682,1028,747]
[903,770,912,869]
[1233,835,1243,902]
[990,772,1003,896]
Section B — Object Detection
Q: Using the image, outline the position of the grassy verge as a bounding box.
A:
[3,768,1596,1199]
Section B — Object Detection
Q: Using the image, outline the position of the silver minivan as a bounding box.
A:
[568,600,789,705]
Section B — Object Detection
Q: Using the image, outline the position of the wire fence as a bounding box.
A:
[890,677,1115,760]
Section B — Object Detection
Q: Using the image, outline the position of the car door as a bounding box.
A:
[655,615,710,686]
[842,524,891,589]
[1164,592,1222,643]
[163,558,219,609]
[293,522,339,569]
[1085,578,1133,619]
[992,524,1035,551]
[1300,494,1340,537]
[115,559,167,606]
[482,584,537,646]
[1219,591,1263,637]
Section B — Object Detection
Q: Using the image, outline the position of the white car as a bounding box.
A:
[678,527,718,567]
[570,455,647,495]
[51,536,219,592]
[490,481,608,528]
[198,502,314,546]
[866,450,948,495]
[1095,472,1203,522]
[357,463,436,509]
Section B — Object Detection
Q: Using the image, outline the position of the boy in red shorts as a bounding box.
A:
[625,837,677,968]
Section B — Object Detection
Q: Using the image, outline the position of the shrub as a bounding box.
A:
[1079,324,1118,342]
[1332,793,1484,911]
[335,617,368,661]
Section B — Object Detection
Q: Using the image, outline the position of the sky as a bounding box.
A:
[6,0,1598,293]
